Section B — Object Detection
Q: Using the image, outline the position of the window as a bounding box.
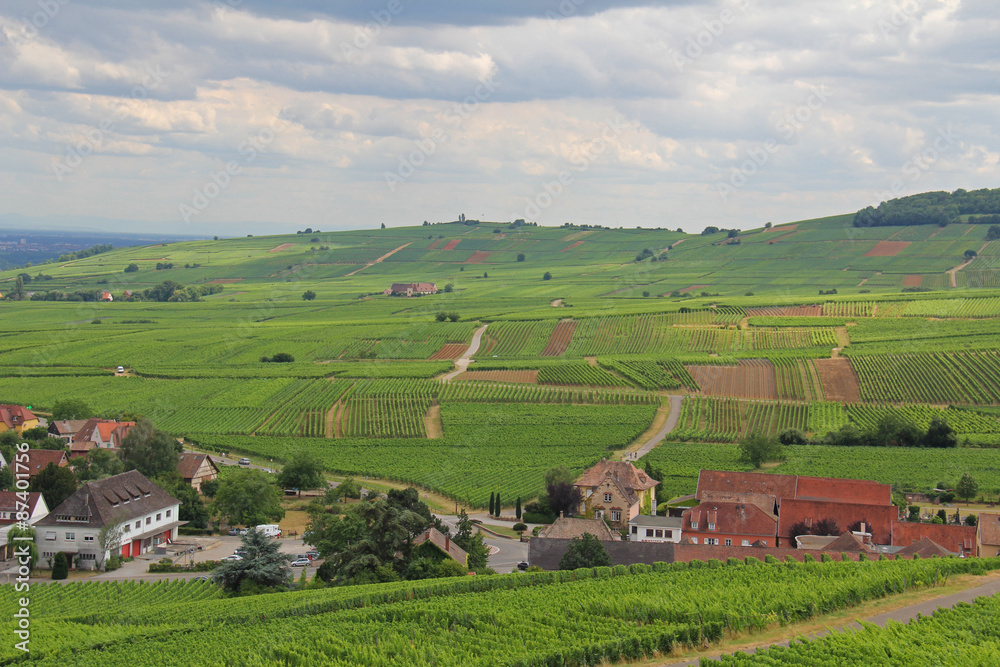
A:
[691,521,698,529]
[135,521,140,529]
[742,539,750,546]
[646,529,654,537]
[84,535,94,542]
[146,517,151,525]
[706,538,717,545]
[45,531,56,541]
[124,524,131,533]
[665,530,672,539]
[610,510,621,522]
[80,553,95,560]
[603,493,612,503]
[725,539,732,546]
[166,509,172,518]
[760,540,768,546]
[691,537,698,544]
[708,522,715,530]
[65,532,75,541]
[156,513,162,521]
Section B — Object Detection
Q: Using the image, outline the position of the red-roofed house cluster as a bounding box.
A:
[687,470,978,557]
[49,418,136,457]
[383,282,438,296]
[0,404,39,435]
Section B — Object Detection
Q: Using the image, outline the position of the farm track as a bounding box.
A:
[343,242,413,276]
[947,241,990,287]
[333,401,345,438]
[627,395,684,459]
[441,324,488,382]
[424,402,442,439]
[325,404,336,438]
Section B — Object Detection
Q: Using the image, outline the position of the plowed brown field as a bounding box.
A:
[814,358,860,402]
[454,370,538,383]
[541,320,576,357]
[864,241,910,257]
[561,241,585,252]
[746,305,823,317]
[465,251,492,263]
[680,284,707,294]
[268,243,295,252]
[430,343,468,360]
[443,239,462,250]
[903,274,923,287]
[685,359,778,399]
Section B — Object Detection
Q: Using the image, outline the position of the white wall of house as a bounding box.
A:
[628,518,683,543]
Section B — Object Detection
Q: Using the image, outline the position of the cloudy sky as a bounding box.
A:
[1,0,997,235]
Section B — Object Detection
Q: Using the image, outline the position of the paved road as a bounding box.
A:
[627,395,684,460]
[661,573,1000,666]
[441,324,488,381]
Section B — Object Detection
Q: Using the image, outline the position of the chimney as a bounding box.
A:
[560,510,564,519]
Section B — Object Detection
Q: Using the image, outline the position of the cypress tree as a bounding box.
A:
[489,492,495,515]
[52,552,69,580]
[515,497,522,520]
[494,492,501,517]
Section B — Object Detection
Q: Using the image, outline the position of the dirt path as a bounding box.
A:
[834,326,849,348]
[333,401,344,438]
[344,242,412,276]
[625,395,684,460]
[661,571,1000,666]
[441,324,488,382]
[424,402,442,439]
[550,299,563,307]
[324,404,337,438]
[947,242,988,287]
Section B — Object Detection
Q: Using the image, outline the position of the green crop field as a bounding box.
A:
[4,210,1000,502]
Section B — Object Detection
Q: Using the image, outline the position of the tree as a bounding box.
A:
[489,492,495,515]
[302,290,317,301]
[50,398,93,421]
[0,465,12,491]
[559,533,612,570]
[964,249,978,260]
[120,419,180,478]
[642,291,650,297]
[380,223,386,229]
[435,312,448,322]
[261,352,295,363]
[542,271,552,281]
[451,510,489,572]
[965,514,978,527]
[513,522,527,536]
[924,416,958,448]
[211,529,293,593]
[447,312,460,322]
[51,552,69,579]
[214,468,285,527]
[277,450,325,496]
[74,447,125,482]
[777,428,808,445]
[30,463,77,509]
[494,491,501,517]
[14,275,24,301]
[331,477,361,500]
[737,433,784,469]
[96,511,128,571]
[443,283,454,293]
[172,482,210,529]
[516,253,526,262]
[546,482,582,518]
[936,509,948,523]
[956,472,978,503]
[907,506,921,522]
[124,263,139,273]
[515,496,521,520]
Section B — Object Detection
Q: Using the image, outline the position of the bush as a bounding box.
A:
[52,552,69,580]
[542,271,552,281]
[261,352,295,363]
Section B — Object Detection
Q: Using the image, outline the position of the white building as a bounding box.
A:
[628,514,683,543]
[34,470,183,569]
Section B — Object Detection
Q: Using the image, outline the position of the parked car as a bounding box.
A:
[517,561,529,571]
[194,576,210,581]
[238,458,251,466]
[305,550,320,560]
[221,554,242,561]
[290,558,311,567]
[234,549,248,557]
[228,527,247,536]
[116,366,125,373]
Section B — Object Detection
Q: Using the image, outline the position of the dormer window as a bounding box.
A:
[691,521,699,529]
[708,522,716,531]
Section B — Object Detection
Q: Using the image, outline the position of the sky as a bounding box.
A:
[1,0,997,236]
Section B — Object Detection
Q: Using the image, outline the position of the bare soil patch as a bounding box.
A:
[424,403,442,439]
[864,240,911,257]
[679,284,707,294]
[550,299,564,307]
[685,359,778,399]
[442,239,462,250]
[903,274,923,287]
[268,243,296,253]
[454,370,538,383]
[560,240,585,252]
[766,223,798,233]
[206,278,243,284]
[815,358,860,402]
[540,319,576,357]
[429,343,468,360]
[465,251,491,263]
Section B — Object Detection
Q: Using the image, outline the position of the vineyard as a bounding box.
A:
[669,397,811,442]
[850,351,1000,404]
[4,557,997,666]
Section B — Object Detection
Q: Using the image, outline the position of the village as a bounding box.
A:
[2,401,998,583]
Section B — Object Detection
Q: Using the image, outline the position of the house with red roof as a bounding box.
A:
[23,450,70,480]
[891,522,977,558]
[978,512,1000,558]
[68,419,135,457]
[574,459,659,528]
[383,282,437,296]
[176,453,219,492]
[0,405,39,436]
[681,501,778,547]
[777,498,899,547]
[411,527,468,568]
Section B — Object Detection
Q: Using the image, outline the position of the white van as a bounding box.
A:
[255,524,282,538]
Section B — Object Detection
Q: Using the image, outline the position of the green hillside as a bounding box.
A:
[3,211,1000,504]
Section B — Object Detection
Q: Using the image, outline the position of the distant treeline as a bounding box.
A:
[854,188,1000,227]
[30,281,224,303]
[57,243,113,262]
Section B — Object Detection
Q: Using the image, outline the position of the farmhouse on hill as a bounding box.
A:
[33,469,183,568]
[574,459,659,528]
[176,452,220,492]
[0,405,38,435]
[383,282,437,297]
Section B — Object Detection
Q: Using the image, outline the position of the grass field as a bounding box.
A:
[4,215,1000,501]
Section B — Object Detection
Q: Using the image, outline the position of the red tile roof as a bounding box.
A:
[793,476,892,506]
[821,532,876,553]
[24,450,69,477]
[777,499,898,545]
[895,537,955,558]
[575,460,659,493]
[891,522,977,555]
[412,528,468,566]
[176,453,219,480]
[697,470,891,507]
[699,490,776,516]
[0,405,36,430]
[683,501,777,538]
[539,517,620,541]
[697,470,798,505]
[978,512,1000,547]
